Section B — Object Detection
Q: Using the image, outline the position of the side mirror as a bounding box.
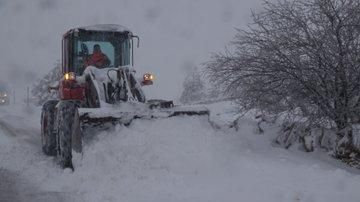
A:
[80,43,89,56]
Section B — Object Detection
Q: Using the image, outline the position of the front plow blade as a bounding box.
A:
[160,105,209,117]
[79,104,209,126]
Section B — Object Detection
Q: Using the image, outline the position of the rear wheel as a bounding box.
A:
[56,101,79,169]
[41,100,59,156]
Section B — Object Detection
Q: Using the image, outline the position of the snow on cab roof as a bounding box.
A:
[75,24,132,33]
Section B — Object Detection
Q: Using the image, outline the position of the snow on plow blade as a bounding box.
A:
[79,102,209,126]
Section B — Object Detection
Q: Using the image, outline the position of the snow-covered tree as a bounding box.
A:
[31,61,61,106]
[205,0,360,158]
[180,69,206,104]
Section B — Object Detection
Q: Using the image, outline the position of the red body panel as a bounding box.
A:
[59,79,86,101]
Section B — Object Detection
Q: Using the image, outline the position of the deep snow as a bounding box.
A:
[1,102,360,202]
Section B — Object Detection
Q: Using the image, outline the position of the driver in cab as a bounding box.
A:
[84,44,110,68]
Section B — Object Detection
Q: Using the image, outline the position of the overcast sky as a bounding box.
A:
[0,0,262,101]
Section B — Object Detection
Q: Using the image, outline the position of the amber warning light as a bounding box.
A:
[142,73,155,86]
[143,73,155,81]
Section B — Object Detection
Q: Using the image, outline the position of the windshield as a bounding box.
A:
[69,31,131,75]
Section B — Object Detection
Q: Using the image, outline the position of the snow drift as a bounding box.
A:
[1,103,360,201]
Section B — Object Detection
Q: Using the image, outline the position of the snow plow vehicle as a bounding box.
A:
[0,82,10,105]
[41,24,209,169]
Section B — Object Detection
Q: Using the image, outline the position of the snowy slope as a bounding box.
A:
[1,103,360,202]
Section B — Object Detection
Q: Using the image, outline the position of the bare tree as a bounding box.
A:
[32,62,61,106]
[180,68,206,104]
[205,0,360,158]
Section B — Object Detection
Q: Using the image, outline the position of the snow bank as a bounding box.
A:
[1,103,360,202]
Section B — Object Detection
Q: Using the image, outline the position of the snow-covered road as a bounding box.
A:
[0,107,73,202]
[0,168,69,202]
[1,103,360,202]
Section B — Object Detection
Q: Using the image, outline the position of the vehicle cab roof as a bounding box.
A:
[64,24,133,37]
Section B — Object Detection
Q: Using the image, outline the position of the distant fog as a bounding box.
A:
[0,0,262,102]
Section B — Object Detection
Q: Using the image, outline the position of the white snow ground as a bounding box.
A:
[1,102,360,202]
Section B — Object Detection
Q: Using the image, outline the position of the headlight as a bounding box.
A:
[64,72,76,81]
[143,73,155,81]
